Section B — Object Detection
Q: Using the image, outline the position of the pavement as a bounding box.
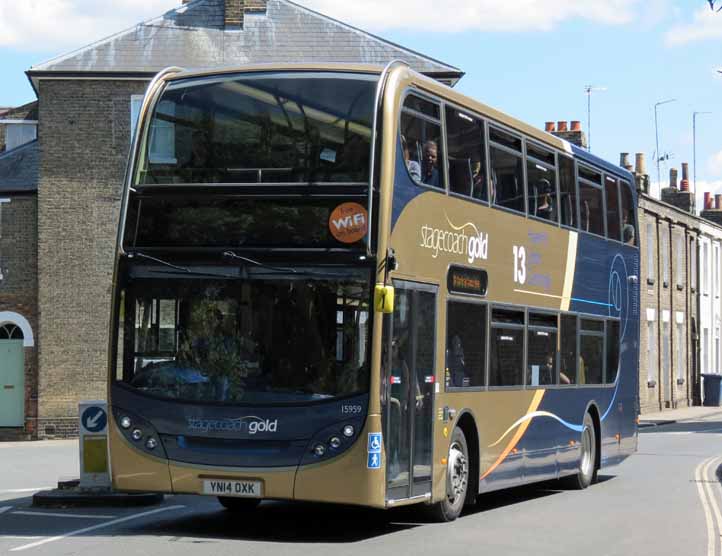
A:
[639,404,722,426]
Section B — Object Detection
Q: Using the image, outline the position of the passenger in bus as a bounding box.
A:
[471,158,487,201]
[421,140,441,187]
[447,334,466,387]
[401,135,421,181]
[623,214,636,245]
[535,179,555,221]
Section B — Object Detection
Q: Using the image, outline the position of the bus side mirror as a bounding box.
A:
[375,285,395,314]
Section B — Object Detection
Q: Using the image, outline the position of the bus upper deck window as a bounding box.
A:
[605,176,622,242]
[578,166,605,237]
[620,180,637,246]
[445,107,486,201]
[558,156,577,228]
[401,94,445,190]
[489,126,524,214]
[526,143,557,223]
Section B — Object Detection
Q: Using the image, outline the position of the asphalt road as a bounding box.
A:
[1,417,722,556]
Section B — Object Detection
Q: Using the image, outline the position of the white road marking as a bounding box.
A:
[13,511,116,520]
[0,507,12,515]
[0,537,43,541]
[0,488,53,494]
[695,456,716,556]
[10,505,185,552]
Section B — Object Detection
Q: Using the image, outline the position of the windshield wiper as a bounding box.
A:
[126,251,236,278]
[222,251,298,273]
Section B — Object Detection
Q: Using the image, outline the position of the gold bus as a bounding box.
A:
[108,62,639,521]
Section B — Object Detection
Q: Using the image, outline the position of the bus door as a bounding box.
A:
[384,281,436,501]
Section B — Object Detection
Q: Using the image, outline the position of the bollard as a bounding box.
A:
[78,400,111,490]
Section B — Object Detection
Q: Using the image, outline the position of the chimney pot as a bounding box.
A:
[716,195,722,210]
[635,153,646,176]
[669,168,678,189]
[545,122,555,133]
[620,153,632,171]
[557,121,568,132]
[570,120,582,132]
[680,162,690,191]
[705,192,712,209]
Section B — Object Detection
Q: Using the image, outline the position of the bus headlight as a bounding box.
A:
[329,436,342,449]
[343,425,355,438]
[131,429,143,441]
[146,437,158,450]
[313,444,326,457]
[120,416,132,430]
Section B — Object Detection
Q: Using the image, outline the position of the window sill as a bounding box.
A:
[647,380,657,388]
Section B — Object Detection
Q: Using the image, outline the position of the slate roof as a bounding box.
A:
[0,141,39,193]
[28,0,462,85]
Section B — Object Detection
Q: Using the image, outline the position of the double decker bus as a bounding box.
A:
[108,62,639,521]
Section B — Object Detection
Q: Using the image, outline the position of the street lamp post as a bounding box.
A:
[693,111,712,194]
[655,98,677,189]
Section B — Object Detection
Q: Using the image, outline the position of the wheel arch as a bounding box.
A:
[584,401,602,473]
[455,409,480,502]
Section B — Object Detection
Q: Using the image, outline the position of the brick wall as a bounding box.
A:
[36,79,148,438]
[0,195,39,437]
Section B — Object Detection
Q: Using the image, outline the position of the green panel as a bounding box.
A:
[0,340,25,427]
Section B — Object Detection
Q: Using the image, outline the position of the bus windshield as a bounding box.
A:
[135,72,378,186]
[116,268,371,404]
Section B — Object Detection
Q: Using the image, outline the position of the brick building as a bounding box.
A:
[0,141,39,439]
[0,0,462,438]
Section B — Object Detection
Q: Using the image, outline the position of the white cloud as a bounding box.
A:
[298,0,643,33]
[665,6,722,45]
[0,0,180,52]
[709,150,722,176]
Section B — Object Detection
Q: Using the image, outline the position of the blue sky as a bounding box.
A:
[2,0,721,200]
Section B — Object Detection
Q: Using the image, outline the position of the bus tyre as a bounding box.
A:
[218,497,261,512]
[430,427,469,522]
[565,412,597,490]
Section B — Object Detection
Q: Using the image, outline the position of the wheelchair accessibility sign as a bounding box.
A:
[367,432,382,469]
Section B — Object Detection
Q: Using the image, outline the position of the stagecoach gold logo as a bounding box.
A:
[419,213,489,264]
[187,416,278,435]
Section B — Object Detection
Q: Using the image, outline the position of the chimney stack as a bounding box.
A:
[225,0,244,27]
[545,122,555,133]
[701,191,722,225]
[680,163,690,191]
[661,162,696,214]
[549,120,588,149]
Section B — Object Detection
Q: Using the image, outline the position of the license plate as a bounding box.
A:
[203,479,263,498]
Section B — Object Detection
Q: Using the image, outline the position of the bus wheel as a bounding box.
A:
[430,427,469,522]
[217,497,261,512]
[564,412,597,490]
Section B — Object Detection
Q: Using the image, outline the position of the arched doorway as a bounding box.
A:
[0,322,26,427]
